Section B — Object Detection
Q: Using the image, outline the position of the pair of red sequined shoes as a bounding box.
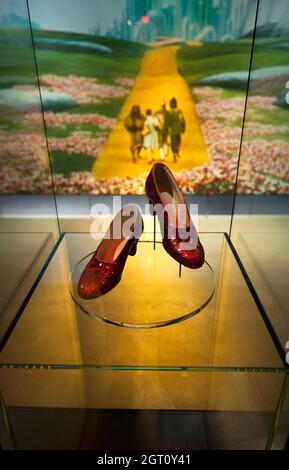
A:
[78,163,205,299]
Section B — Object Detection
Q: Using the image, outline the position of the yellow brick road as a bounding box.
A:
[93,45,209,180]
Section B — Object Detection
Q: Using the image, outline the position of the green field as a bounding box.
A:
[178,43,252,85]
[177,41,289,143]
[0,29,146,174]
[0,28,146,83]
[1,29,288,180]
[65,98,124,117]
[177,41,289,86]
[50,151,95,175]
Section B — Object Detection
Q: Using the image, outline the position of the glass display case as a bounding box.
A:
[0,0,288,450]
[0,0,59,342]
[0,229,287,449]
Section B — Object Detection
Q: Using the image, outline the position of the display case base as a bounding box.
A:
[70,240,215,329]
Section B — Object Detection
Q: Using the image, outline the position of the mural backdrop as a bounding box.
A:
[0,0,288,195]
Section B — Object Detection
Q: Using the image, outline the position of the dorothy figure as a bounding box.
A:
[143,109,159,164]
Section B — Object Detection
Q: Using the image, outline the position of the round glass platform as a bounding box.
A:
[70,240,215,329]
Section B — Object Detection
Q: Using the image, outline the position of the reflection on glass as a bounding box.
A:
[0,0,53,195]
[0,0,59,340]
[231,0,289,349]
[238,0,289,194]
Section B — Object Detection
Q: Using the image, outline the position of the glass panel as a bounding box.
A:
[0,368,285,449]
[0,2,59,338]
[0,232,54,341]
[230,0,289,352]
[0,233,283,369]
[270,374,289,450]
[230,0,289,448]
[1,0,287,451]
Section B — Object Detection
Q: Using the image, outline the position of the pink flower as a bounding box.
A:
[49,132,107,158]
[40,74,130,104]
[26,111,116,130]
[115,77,135,87]
[0,129,53,194]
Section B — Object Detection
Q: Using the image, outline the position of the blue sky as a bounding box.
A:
[0,0,126,34]
[0,0,288,36]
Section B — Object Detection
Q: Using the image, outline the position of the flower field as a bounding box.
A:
[1,29,289,199]
[49,85,289,195]
[0,127,52,194]
[186,87,289,194]
[27,111,116,130]
[1,81,288,194]
[40,74,131,104]
[0,73,134,193]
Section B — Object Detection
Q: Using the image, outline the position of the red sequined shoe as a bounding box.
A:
[145,162,205,269]
[78,204,143,299]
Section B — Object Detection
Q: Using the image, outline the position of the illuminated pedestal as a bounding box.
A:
[0,233,287,450]
[70,240,215,329]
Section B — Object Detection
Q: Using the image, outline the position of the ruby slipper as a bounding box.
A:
[78,204,143,299]
[145,162,205,269]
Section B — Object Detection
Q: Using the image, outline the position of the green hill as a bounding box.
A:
[0,28,146,84]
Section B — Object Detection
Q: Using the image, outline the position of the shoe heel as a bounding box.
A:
[129,240,138,256]
[148,199,157,250]
[148,200,156,216]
